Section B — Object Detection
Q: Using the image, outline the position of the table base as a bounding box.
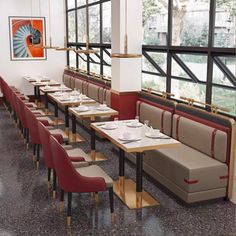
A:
[68,132,85,143]
[88,151,107,161]
[44,109,54,116]
[53,118,65,126]
[113,179,159,209]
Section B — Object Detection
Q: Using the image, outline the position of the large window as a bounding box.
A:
[66,0,111,79]
[67,0,236,117]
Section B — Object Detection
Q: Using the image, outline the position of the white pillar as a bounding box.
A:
[111,0,142,92]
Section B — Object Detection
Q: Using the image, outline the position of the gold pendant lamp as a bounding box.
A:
[74,0,98,55]
[112,0,142,58]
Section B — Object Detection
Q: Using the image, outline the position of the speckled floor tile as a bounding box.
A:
[0,105,235,236]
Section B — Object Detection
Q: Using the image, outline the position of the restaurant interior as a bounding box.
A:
[0,0,235,235]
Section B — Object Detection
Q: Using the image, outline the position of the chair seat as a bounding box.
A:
[72,162,89,168]
[49,129,69,142]
[76,165,113,188]
[25,102,37,108]
[37,116,54,126]
[66,148,92,163]
[31,110,47,116]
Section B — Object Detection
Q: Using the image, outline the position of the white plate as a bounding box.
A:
[118,135,142,141]
[60,98,71,101]
[145,132,165,138]
[96,107,110,111]
[127,123,143,128]
[101,125,118,130]
[75,107,89,112]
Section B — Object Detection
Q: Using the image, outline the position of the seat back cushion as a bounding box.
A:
[136,101,172,136]
[88,83,100,102]
[63,74,71,88]
[172,114,228,163]
[70,77,75,89]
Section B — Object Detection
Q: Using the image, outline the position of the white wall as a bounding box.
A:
[0,0,66,95]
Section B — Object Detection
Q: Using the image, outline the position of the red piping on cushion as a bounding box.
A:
[219,175,229,180]
[52,134,64,144]
[38,120,50,126]
[176,116,181,141]
[161,110,166,133]
[184,178,199,184]
[137,101,142,117]
[211,129,217,159]
[175,111,230,164]
[69,156,85,162]
[138,98,174,113]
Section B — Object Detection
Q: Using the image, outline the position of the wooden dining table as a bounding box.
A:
[90,120,181,209]
[69,105,118,160]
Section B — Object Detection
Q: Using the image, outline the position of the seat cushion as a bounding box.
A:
[66,148,92,163]
[37,116,54,126]
[49,129,69,142]
[145,144,228,193]
[76,165,113,188]
[31,110,46,116]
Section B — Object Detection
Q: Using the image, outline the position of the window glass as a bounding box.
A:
[77,0,86,7]
[218,56,236,75]
[103,1,111,43]
[103,65,111,78]
[142,73,166,92]
[69,51,77,68]
[178,54,207,82]
[172,0,210,46]
[103,49,111,65]
[68,11,76,42]
[212,87,236,116]
[89,5,100,43]
[77,9,86,42]
[143,0,168,45]
[171,79,206,103]
[212,63,234,87]
[67,0,75,9]
[146,52,167,72]
[214,0,236,48]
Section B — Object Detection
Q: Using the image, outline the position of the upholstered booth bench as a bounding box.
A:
[127,94,234,203]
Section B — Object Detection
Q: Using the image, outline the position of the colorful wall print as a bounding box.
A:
[9,16,46,60]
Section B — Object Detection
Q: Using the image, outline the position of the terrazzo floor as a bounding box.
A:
[0,104,235,236]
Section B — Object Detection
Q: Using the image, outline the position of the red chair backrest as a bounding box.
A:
[50,136,106,193]
[24,106,42,144]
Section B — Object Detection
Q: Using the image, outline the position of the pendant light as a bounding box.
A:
[56,0,75,51]
[31,0,44,48]
[74,0,98,55]
[43,0,59,49]
[111,0,142,58]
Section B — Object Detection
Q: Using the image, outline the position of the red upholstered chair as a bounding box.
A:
[50,136,114,226]
[38,122,89,198]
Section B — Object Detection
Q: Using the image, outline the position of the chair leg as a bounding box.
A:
[67,192,72,226]
[26,129,29,149]
[47,168,51,189]
[36,144,40,170]
[60,189,64,212]
[52,169,57,199]
[33,144,36,162]
[109,187,115,222]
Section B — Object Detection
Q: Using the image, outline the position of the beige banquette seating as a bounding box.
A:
[62,70,112,126]
[127,93,234,203]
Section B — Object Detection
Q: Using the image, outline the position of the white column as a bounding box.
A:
[111,0,142,92]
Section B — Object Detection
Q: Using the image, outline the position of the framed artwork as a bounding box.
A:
[9,16,47,60]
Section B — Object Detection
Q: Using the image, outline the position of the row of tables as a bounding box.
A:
[23,76,180,209]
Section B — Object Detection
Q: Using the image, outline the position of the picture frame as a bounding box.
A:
[9,16,47,61]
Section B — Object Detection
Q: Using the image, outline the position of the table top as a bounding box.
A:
[49,92,96,106]
[91,120,180,153]
[69,105,118,119]
[40,86,72,93]
[23,76,60,87]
